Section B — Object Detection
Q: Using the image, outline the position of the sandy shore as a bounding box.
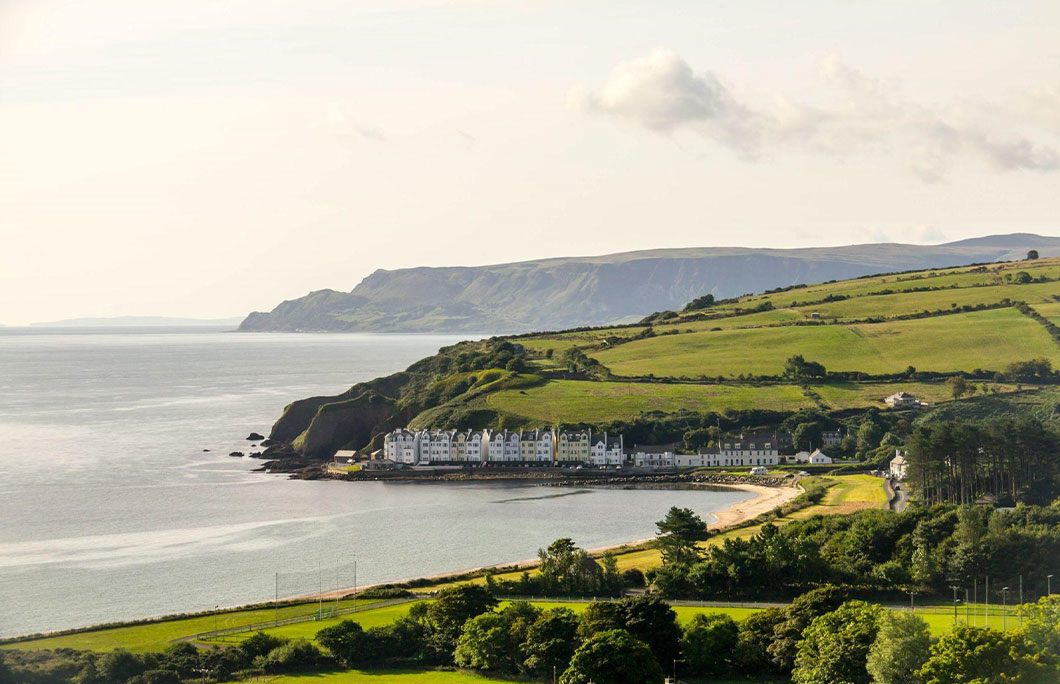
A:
[705,482,801,530]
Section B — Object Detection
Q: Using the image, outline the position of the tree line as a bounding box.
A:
[906,416,1059,505]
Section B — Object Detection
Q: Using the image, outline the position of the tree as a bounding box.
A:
[1017,595,1060,659]
[917,626,1051,684]
[619,595,682,668]
[559,629,665,684]
[317,620,369,667]
[1027,249,1039,260]
[241,632,288,662]
[424,584,498,654]
[259,639,327,673]
[655,507,709,566]
[791,600,884,684]
[857,420,884,453]
[792,421,823,451]
[735,607,785,674]
[578,601,625,639]
[684,293,716,311]
[769,585,849,672]
[948,375,970,399]
[866,610,932,684]
[1014,270,1034,283]
[784,355,826,381]
[537,538,605,595]
[522,608,581,678]
[97,649,148,683]
[682,613,738,676]
[454,602,541,673]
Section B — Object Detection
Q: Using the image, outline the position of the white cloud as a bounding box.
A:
[576,50,1060,179]
[569,48,763,156]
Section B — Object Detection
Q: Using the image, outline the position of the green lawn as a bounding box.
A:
[591,308,1059,378]
[485,379,813,422]
[0,599,382,654]
[204,602,423,646]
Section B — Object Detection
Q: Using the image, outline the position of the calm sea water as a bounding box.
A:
[0,328,751,638]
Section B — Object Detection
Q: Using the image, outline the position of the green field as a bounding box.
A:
[486,380,813,422]
[0,599,383,653]
[810,380,1015,409]
[1032,300,1060,325]
[591,308,1059,378]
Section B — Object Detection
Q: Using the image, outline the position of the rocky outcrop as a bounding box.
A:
[294,390,408,460]
[246,432,265,441]
[238,234,1060,333]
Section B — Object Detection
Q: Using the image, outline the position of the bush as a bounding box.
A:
[682,613,738,676]
[356,586,413,599]
[259,639,328,673]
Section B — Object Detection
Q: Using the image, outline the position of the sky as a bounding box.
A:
[2,0,1059,324]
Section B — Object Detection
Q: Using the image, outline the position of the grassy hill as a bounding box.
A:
[267,256,1059,458]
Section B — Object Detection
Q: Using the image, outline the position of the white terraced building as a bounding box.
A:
[590,432,625,466]
[699,433,780,468]
[381,427,622,466]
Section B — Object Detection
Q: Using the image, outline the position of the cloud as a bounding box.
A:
[575,50,1060,178]
[570,48,763,156]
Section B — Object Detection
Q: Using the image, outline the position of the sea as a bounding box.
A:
[0,327,752,638]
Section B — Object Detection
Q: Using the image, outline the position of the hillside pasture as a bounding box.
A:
[485,380,813,423]
[591,308,1059,378]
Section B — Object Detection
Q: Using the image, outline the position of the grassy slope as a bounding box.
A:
[591,308,1059,378]
[485,380,813,422]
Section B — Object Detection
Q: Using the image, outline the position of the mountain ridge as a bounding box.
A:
[239,233,1060,334]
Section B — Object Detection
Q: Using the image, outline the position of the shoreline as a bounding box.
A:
[3,482,799,642]
[315,481,801,599]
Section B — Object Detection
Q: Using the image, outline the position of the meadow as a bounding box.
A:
[590,308,1058,378]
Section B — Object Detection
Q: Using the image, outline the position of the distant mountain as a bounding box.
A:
[239,233,1060,334]
[33,315,243,328]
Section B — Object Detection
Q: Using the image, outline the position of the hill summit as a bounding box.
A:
[239,234,1060,333]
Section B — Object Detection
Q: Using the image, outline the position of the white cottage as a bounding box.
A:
[590,433,624,466]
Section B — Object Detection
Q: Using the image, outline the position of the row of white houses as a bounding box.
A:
[382,428,624,466]
[381,429,812,469]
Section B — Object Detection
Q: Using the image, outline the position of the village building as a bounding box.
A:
[698,432,781,467]
[452,429,489,463]
[634,450,675,468]
[487,430,523,462]
[675,453,711,468]
[589,432,625,466]
[821,429,844,448]
[885,391,921,408]
[518,429,555,463]
[383,428,421,464]
[890,450,908,479]
[557,429,591,463]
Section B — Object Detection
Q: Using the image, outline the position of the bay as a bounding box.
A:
[0,328,751,638]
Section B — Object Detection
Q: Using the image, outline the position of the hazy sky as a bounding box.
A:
[2,1,1059,324]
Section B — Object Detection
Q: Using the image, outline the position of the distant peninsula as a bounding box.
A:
[238,233,1060,334]
[32,315,243,328]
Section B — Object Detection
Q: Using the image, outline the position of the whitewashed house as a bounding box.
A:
[383,429,421,464]
[821,429,844,448]
[675,453,711,468]
[557,430,591,463]
[421,430,456,463]
[701,433,780,467]
[890,450,908,479]
[885,391,921,408]
[634,450,675,468]
[488,430,522,462]
[808,448,832,464]
[589,433,624,466]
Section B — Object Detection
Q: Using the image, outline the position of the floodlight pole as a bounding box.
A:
[950,586,960,625]
[1002,587,1009,630]
[1048,574,1053,596]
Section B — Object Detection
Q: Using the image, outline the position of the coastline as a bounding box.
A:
[316,481,801,599]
